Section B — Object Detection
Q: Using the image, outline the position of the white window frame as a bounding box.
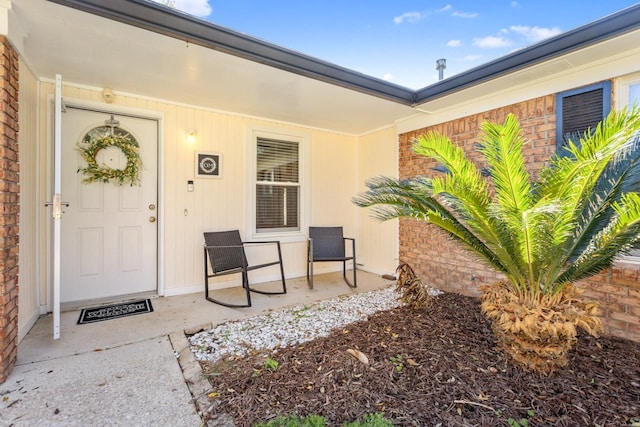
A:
[246,126,310,243]
[615,72,640,264]
[616,72,640,110]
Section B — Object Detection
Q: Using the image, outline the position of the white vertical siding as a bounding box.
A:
[17,58,40,341]
[35,82,362,301]
[357,127,399,276]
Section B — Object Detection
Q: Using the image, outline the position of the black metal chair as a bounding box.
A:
[204,230,286,307]
[307,226,356,289]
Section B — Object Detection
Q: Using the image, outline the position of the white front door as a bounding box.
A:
[61,107,158,303]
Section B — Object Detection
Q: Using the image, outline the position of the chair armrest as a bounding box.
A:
[344,237,355,257]
[203,244,244,249]
[243,240,281,246]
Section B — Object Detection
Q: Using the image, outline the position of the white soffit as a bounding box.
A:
[14,0,415,135]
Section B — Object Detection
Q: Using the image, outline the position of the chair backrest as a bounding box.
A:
[204,230,248,273]
[309,226,345,259]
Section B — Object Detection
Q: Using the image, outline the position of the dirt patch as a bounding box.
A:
[201,293,640,426]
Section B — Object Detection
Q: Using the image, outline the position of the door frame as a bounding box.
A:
[45,97,165,312]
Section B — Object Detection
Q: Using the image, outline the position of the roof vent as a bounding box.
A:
[436,58,446,81]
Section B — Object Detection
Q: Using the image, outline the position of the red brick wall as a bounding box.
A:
[398,93,640,342]
[0,36,19,383]
[577,265,640,341]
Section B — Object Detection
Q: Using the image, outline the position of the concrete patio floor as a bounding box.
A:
[0,271,393,426]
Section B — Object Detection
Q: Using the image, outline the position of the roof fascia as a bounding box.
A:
[413,3,640,105]
[46,0,415,105]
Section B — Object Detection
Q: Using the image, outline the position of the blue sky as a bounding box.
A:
[157,0,640,89]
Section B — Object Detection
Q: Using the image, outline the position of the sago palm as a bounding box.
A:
[353,107,640,373]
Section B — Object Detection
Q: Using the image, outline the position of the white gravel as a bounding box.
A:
[189,287,413,363]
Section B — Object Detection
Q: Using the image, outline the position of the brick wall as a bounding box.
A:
[577,265,640,341]
[0,36,19,383]
[398,93,640,342]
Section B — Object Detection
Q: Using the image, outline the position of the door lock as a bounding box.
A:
[149,204,156,210]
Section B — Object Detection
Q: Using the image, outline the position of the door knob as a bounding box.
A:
[149,216,156,223]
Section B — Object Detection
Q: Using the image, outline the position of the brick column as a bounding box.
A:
[0,35,19,383]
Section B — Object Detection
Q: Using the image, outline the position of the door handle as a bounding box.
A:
[45,196,70,219]
[149,216,156,223]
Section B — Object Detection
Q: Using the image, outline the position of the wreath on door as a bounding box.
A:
[77,133,142,186]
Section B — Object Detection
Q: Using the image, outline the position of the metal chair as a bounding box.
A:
[307,226,357,289]
[203,230,286,307]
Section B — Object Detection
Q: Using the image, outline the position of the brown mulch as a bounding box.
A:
[200,292,640,427]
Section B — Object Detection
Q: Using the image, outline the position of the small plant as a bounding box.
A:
[342,412,393,426]
[253,413,326,427]
[389,354,404,372]
[394,262,433,310]
[508,410,535,427]
[264,357,279,372]
[252,357,280,377]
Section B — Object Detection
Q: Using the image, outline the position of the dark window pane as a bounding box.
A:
[256,185,299,231]
[257,138,299,183]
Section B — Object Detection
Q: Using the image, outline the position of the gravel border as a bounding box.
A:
[189,286,439,363]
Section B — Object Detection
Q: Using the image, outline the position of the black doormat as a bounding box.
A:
[77,299,153,324]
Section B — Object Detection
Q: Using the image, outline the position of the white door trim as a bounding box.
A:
[45,96,166,311]
[52,75,62,339]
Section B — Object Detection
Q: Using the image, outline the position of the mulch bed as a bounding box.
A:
[200,292,640,426]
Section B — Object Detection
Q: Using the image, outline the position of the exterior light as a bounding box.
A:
[186,129,197,144]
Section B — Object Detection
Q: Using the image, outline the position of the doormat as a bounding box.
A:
[77,299,153,324]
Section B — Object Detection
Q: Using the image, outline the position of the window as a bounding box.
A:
[556,81,611,152]
[247,127,309,241]
[630,83,640,105]
[256,138,299,232]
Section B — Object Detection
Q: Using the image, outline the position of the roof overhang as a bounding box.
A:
[12,1,640,135]
[47,0,415,105]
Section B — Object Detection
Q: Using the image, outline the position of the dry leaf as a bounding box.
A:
[346,348,369,365]
[406,358,419,366]
[208,391,220,398]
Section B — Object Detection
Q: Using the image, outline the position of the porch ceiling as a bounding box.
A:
[13,0,418,135]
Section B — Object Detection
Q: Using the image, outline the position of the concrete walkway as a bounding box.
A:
[0,272,392,426]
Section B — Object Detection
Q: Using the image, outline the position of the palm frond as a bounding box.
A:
[353,175,510,275]
[556,192,640,287]
[413,131,527,284]
[353,176,437,221]
[567,131,640,261]
[538,107,640,289]
[479,114,532,214]
[477,115,542,286]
